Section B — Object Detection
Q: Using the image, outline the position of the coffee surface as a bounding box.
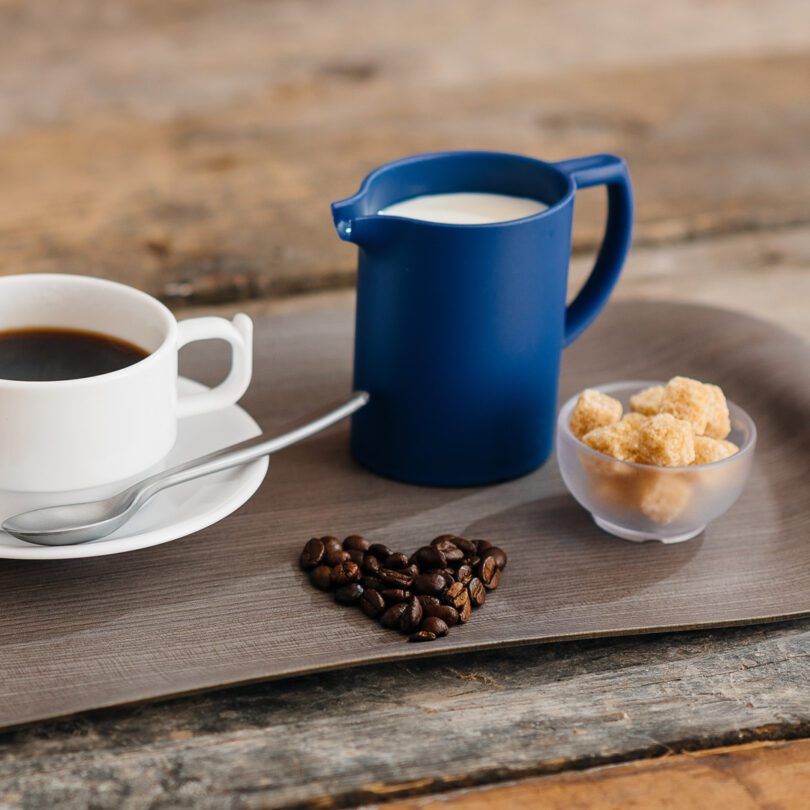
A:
[0,327,148,381]
[378,192,548,224]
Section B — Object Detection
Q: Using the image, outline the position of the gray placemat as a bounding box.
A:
[0,299,807,729]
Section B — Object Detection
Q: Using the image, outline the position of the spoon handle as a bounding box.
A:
[134,391,369,506]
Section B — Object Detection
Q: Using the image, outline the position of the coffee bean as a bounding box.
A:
[452,536,476,556]
[444,581,470,613]
[387,552,410,570]
[456,564,473,584]
[380,603,408,629]
[478,556,499,589]
[381,588,410,605]
[301,533,507,644]
[421,616,449,637]
[431,538,464,563]
[323,536,346,566]
[409,630,437,642]
[425,604,459,626]
[363,554,382,575]
[484,567,501,590]
[399,597,423,634]
[331,560,360,587]
[478,554,495,581]
[468,577,486,607]
[416,595,441,609]
[359,588,386,619]
[379,568,413,588]
[300,537,325,570]
[343,534,370,552]
[412,572,447,596]
[483,547,508,570]
[309,565,332,591]
[415,545,446,569]
[368,543,393,561]
[334,583,364,606]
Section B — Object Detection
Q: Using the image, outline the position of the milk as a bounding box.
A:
[378,192,547,225]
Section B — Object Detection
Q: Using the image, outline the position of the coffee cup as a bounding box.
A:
[0,274,253,496]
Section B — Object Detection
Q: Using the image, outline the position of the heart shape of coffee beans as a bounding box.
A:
[299,534,507,642]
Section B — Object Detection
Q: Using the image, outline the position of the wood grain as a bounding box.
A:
[0,298,807,734]
[0,621,808,809]
[383,739,810,810]
[569,224,810,341]
[183,222,810,343]
[0,0,808,302]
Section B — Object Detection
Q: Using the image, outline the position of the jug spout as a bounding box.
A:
[331,197,358,242]
[331,196,390,248]
[332,196,371,245]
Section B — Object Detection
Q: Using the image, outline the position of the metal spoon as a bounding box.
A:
[2,391,369,546]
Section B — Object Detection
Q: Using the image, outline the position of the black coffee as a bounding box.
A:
[0,327,148,382]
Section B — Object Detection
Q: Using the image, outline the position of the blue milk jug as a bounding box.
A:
[332,151,633,486]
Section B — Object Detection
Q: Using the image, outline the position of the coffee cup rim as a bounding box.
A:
[0,274,177,389]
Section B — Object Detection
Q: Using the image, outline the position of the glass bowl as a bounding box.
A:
[556,381,757,544]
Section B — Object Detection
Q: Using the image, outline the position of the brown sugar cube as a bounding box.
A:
[638,473,692,525]
[692,435,739,465]
[704,384,731,439]
[569,389,623,440]
[594,472,640,511]
[629,385,665,415]
[636,413,696,467]
[658,376,719,436]
[582,419,642,463]
[619,412,648,429]
[581,447,637,483]
[579,444,638,483]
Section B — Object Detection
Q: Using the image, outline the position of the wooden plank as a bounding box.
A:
[0,622,808,808]
[187,223,810,341]
[570,224,810,341]
[383,739,810,810]
[0,1,807,302]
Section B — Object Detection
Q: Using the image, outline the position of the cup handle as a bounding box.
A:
[553,154,634,347]
[175,314,253,418]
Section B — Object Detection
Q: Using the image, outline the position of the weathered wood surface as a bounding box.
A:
[571,224,810,340]
[183,222,810,341]
[0,622,808,809]
[0,0,808,302]
[384,739,810,810]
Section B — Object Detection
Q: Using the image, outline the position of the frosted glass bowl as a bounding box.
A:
[556,381,757,544]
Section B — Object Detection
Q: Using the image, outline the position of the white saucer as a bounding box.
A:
[0,378,268,560]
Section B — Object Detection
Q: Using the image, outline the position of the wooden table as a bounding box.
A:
[0,2,808,807]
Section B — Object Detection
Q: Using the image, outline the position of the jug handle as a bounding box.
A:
[553,154,633,347]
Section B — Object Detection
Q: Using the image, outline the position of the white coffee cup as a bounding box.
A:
[0,274,253,494]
